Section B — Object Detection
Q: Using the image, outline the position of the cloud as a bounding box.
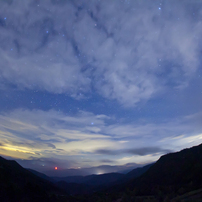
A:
[100,159,115,163]
[0,109,118,167]
[128,147,172,156]
[104,114,202,141]
[0,108,202,170]
[0,0,201,106]
[95,147,172,156]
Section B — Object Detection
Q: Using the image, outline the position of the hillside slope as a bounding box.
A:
[0,157,76,202]
[128,143,202,198]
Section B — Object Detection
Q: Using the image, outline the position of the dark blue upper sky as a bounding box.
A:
[0,0,202,175]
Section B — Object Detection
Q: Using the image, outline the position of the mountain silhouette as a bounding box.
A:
[54,172,124,186]
[125,163,154,180]
[54,173,126,195]
[27,168,56,183]
[0,156,76,202]
[117,143,202,201]
[52,166,151,195]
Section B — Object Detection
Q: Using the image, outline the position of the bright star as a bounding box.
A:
[158,7,161,10]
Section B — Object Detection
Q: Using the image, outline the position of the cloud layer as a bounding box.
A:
[0,109,202,171]
[0,0,201,106]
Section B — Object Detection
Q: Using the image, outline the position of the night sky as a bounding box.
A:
[0,0,202,176]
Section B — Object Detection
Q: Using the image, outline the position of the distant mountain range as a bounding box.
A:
[1,143,202,201]
[28,163,152,195]
[40,163,138,177]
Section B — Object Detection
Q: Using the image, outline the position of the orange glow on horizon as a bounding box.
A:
[55,166,58,170]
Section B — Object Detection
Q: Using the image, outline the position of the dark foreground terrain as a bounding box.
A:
[0,156,78,202]
[1,143,202,201]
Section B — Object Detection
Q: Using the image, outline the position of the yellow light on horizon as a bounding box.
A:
[0,144,39,156]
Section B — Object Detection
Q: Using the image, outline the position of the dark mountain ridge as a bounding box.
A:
[54,172,124,186]
[118,143,202,201]
[0,156,76,202]
[51,164,153,195]
[27,168,56,183]
[125,163,154,180]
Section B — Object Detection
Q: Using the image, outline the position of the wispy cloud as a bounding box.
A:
[0,109,202,170]
[95,147,172,156]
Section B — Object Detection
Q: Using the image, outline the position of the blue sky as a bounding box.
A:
[0,0,202,175]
